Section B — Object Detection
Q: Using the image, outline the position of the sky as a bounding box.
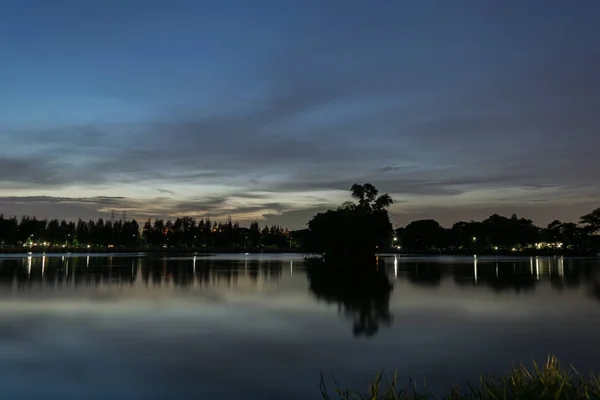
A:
[1,0,599,229]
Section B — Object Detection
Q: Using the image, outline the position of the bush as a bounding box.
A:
[320,355,600,400]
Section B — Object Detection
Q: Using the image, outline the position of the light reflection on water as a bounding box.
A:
[0,253,599,399]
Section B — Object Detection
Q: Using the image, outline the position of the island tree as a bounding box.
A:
[306,183,393,259]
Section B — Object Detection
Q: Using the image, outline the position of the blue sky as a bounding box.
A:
[1,0,599,228]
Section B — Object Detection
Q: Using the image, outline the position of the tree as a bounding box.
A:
[0,214,295,250]
[482,214,539,249]
[544,220,589,251]
[350,183,393,212]
[0,215,18,246]
[307,183,393,259]
[448,221,482,250]
[401,219,445,250]
[248,221,261,247]
[76,219,90,245]
[580,208,600,233]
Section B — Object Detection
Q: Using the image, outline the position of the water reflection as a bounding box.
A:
[306,260,393,338]
[0,254,599,399]
[1,254,600,329]
[392,255,600,299]
[405,261,443,286]
[1,254,598,294]
[0,255,286,290]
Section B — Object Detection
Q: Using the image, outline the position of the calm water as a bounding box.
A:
[0,253,599,399]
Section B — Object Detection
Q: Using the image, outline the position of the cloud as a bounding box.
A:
[0,196,131,220]
[376,165,413,173]
[1,1,600,228]
[0,195,323,227]
[262,207,336,229]
[0,196,126,206]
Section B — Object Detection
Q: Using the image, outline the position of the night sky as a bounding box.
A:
[1,0,599,229]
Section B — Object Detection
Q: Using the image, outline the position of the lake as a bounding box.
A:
[0,253,599,399]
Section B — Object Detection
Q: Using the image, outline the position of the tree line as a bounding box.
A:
[300,183,600,255]
[396,208,600,253]
[0,214,293,249]
[2,187,598,253]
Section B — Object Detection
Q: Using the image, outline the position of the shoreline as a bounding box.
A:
[0,247,597,258]
[0,247,302,255]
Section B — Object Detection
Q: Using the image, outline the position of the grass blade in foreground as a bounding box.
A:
[320,356,600,399]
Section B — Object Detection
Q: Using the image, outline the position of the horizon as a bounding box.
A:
[0,204,596,232]
[2,1,599,229]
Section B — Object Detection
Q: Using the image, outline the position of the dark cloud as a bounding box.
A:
[155,188,175,195]
[13,44,596,199]
[377,165,413,173]
[262,207,336,229]
[0,195,320,226]
[0,196,131,220]
[1,1,599,227]
[0,196,126,206]
[0,157,67,187]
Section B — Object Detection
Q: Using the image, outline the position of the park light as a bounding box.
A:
[494,246,498,250]
[472,236,477,242]
[393,237,398,242]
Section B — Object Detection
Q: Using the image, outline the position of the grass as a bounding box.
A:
[319,356,600,399]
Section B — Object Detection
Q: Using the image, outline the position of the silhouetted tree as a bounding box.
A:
[581,208,600,234]
[448,221,482,250]
[481,214,539,249]
[542,220,588,251]
[350,183,393,212]
[0,215,18,245]
[401,219,445,250]
[307,184,393,259]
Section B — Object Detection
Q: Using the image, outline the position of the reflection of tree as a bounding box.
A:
[406,262,442,286]
[0,256,283,289]
[306,261,393,338]
[452,262,536,293]
[393,257,595,294]
[589,269,600,303]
